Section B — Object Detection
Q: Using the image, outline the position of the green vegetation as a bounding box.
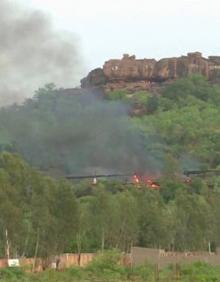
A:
[0,75,219,172]
[0,75,220,281]
[103,75,220,170]
[0,152,79,258]
[0,151,220,257]
[107,89,128,100]
[133,75,220,168]
[1,254,220,281]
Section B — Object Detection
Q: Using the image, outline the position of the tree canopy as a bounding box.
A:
[0,75,220,257]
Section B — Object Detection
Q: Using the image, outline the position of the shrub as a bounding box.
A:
[180,262,220,282]
[107,90,127,100]
[86,250,126,280]
[125,264,154,281]
[0,267,25,280]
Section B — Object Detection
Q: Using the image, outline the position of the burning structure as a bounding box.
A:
[67,172,161,189]
[66,169,220,190]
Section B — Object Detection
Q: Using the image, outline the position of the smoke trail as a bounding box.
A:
[0,0,83,106]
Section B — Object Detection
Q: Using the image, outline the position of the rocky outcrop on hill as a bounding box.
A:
[81,52,220,92]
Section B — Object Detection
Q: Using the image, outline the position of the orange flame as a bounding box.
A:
[133,174,140,184]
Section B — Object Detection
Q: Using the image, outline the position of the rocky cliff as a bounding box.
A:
[81,52,220,92]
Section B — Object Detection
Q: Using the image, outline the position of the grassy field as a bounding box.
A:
[1,263,220,282]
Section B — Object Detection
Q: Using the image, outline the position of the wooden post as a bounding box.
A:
[5,229,10,260]
[101,229,105,252]
[154,263,159,281]
[32,228,40,272]
[175,263,181,280]
[208,241,211,254]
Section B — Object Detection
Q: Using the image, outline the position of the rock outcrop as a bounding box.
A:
[81,52,220,92]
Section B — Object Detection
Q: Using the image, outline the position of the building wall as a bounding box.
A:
[131,247,220,268]
[0,253,95,271]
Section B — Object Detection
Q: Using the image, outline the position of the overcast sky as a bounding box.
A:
[18,0,220,72]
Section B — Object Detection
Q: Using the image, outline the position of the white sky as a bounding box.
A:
[18,0,220,72]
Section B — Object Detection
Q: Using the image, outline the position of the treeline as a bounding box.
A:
[1,152,220,259]
[0,152,78,258]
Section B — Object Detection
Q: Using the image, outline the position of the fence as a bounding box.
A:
[1,248,220,271]
[131,247,220,268]
[0,253,96,271]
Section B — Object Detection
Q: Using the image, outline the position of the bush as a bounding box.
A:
[180,262,220,282]
[86,250,126,280]
[107,90,127,100]
[0,267,25,280]
[126,264,154,281]
[66,267,83,279]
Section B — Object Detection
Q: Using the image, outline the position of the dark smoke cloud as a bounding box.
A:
[1,89,164,175]
[0,0,83,106]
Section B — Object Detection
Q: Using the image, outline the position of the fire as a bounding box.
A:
[150,182,160,189]
[93,177,97,185]
[132,174,160,189]
[184,178,192,184]
[133,174,140,184]
[144,177,160,189]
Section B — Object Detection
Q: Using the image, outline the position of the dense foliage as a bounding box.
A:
[0,75,220,173]
[0,152,79,258]
[0,75,220,259]
[0,152,220,258]
[133,75,220,169]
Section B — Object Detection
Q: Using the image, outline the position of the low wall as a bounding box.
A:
[0,253,95,270]
[131,247,220,268]
[59,253,95,269]
[3,248,219,271]
[0,259,7,268]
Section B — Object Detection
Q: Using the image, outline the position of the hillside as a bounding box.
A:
[0,74,220,174]
[0,72,220,260]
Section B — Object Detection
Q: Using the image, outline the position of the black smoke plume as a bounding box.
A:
[0,1,83,106]
[0,88,163,175]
